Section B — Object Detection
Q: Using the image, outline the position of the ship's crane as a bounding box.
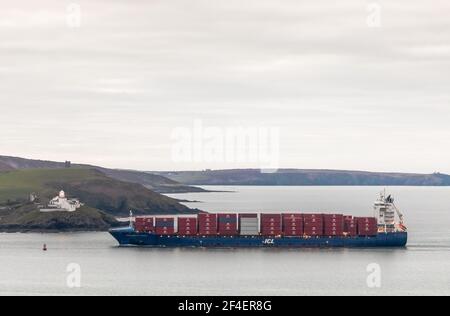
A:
[392,202,405,225]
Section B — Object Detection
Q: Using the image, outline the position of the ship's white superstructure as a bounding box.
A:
[374,191,407,233]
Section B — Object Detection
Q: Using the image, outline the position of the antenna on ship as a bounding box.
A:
[129,210,134,228]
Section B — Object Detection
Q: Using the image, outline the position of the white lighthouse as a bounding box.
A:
[40,190,82,213]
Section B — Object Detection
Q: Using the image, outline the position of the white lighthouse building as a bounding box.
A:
[40,190,82,213]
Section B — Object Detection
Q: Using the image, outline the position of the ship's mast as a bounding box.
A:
[129,210,134,228]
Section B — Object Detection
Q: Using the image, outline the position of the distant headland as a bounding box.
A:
[153,169,450,186]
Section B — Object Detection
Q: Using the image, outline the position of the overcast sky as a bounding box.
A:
[0,0,449,173]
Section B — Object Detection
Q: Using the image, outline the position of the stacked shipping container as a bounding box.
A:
[282,214,303,236]
[178,217,198,235]
[134,217,154,233]
[198,213,218,236]
[323,214,344,236]
[239,214,259,236]
[135,213,379,238]
[155,217,175,235]
[303,214,324,237]
[344,216,358,236]
[357,217,378,236]
[218,214,238,235]
[261,214,282,236]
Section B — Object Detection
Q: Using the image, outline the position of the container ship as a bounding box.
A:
[110,192,408,248]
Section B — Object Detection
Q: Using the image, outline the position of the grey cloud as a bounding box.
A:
[0,0,449,172]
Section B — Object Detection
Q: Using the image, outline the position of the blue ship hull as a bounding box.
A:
[109,227,408,248]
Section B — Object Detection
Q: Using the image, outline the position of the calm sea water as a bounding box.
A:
[1,186,449,296]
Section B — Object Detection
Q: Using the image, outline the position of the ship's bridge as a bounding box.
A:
[374,191,406,233]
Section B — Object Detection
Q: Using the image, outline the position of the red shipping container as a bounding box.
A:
[155,227,175,235]
[283,226,304,236]
[218,229,237,236]
[198,213,217,236]
[218,213,237,221]
[261,214,282,222]
[324,221,343,226]
[198,229,217,236]
[344,218,358,236]
[304,214,323,225]
[261,229,282,236]
[303,214,323,219]
[178,217,198,235]
[282,214,304,236]
[179,217,196,223]
[198,213,217,219]
[135,217,154,231]
[282,213,303,219]
[178,217,197,226]
[154,218,174,235]
[357,217,378,236]
[325,230,344,236]
[178,227,197,235]
[198,221,217,226]
[198,214,218,235]
[199,220,216,225]
[304,226,324,236]
[262,213,282,226]
[283,214,303,222]
[155,217,174,226]
[261,222,282,227]
[304,223,323,229]
[198,223,217,229]
[283,221,302,228]
[304,213,324,236]
[198,218,217,223]
[135,217,154,224]
[323,214,343,219]
[357,217,377,226]
[218,214,238,235]
[218,221,237,227]
[284,221,302,227]
[262,219,282,224]
[178,229,194,235]
[261,214,282,236]
[304,220,323,225]
[358,226,377,236]
[218,214,237,231]
[154,218,175,235]
[135,225,154,233]
[324,227,344,236]
[136,224,152,229]
[324,214,344,223]
[323,214,344,236]
[178,225,196,229]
